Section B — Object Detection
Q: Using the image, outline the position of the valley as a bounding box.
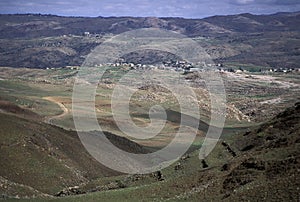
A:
[0,11,299,201]
[0,65,299,201]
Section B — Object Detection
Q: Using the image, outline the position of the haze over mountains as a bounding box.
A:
[0,11,299,69]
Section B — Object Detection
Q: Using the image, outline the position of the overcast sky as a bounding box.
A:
[0,0,299,18]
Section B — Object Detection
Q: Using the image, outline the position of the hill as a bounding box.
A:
[0,104,150,198]
[0,12,299,68]
[63,102,300,201]
[219,102,300,200]
[1,100,299,201]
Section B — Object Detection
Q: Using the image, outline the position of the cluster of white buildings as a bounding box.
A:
[266,68,298,73]
[64,62,299,74]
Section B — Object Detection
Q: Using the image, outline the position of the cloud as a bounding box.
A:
[273,0,300,5]
[235,0,255,5]
[231,0,300,6]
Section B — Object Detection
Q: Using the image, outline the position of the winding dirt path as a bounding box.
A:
[43,97,69,124]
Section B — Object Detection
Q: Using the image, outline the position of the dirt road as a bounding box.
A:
[43,97,69,124]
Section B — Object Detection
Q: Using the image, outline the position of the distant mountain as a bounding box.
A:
[203,12,300,33]
[0,12,299,68]
[0,12,299,38]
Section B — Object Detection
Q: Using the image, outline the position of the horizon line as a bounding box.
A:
[0,10,299,20]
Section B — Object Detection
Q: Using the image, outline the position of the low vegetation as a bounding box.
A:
[0,11,299,201]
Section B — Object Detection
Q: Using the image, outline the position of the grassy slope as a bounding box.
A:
[5,102,299,201]
[0,112,119,197]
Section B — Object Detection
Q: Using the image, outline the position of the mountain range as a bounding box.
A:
[0,11,299,69]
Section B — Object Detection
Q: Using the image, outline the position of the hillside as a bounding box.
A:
[1,12,299,39]
[62,101,300,201]
[1,100,299,201]
[220,102,300,201]
[0,12,299,68]
[0,104,150,199]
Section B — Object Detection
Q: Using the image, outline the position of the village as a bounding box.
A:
[64,59,299,74]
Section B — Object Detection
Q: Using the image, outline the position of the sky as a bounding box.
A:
[0,0,300,18]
